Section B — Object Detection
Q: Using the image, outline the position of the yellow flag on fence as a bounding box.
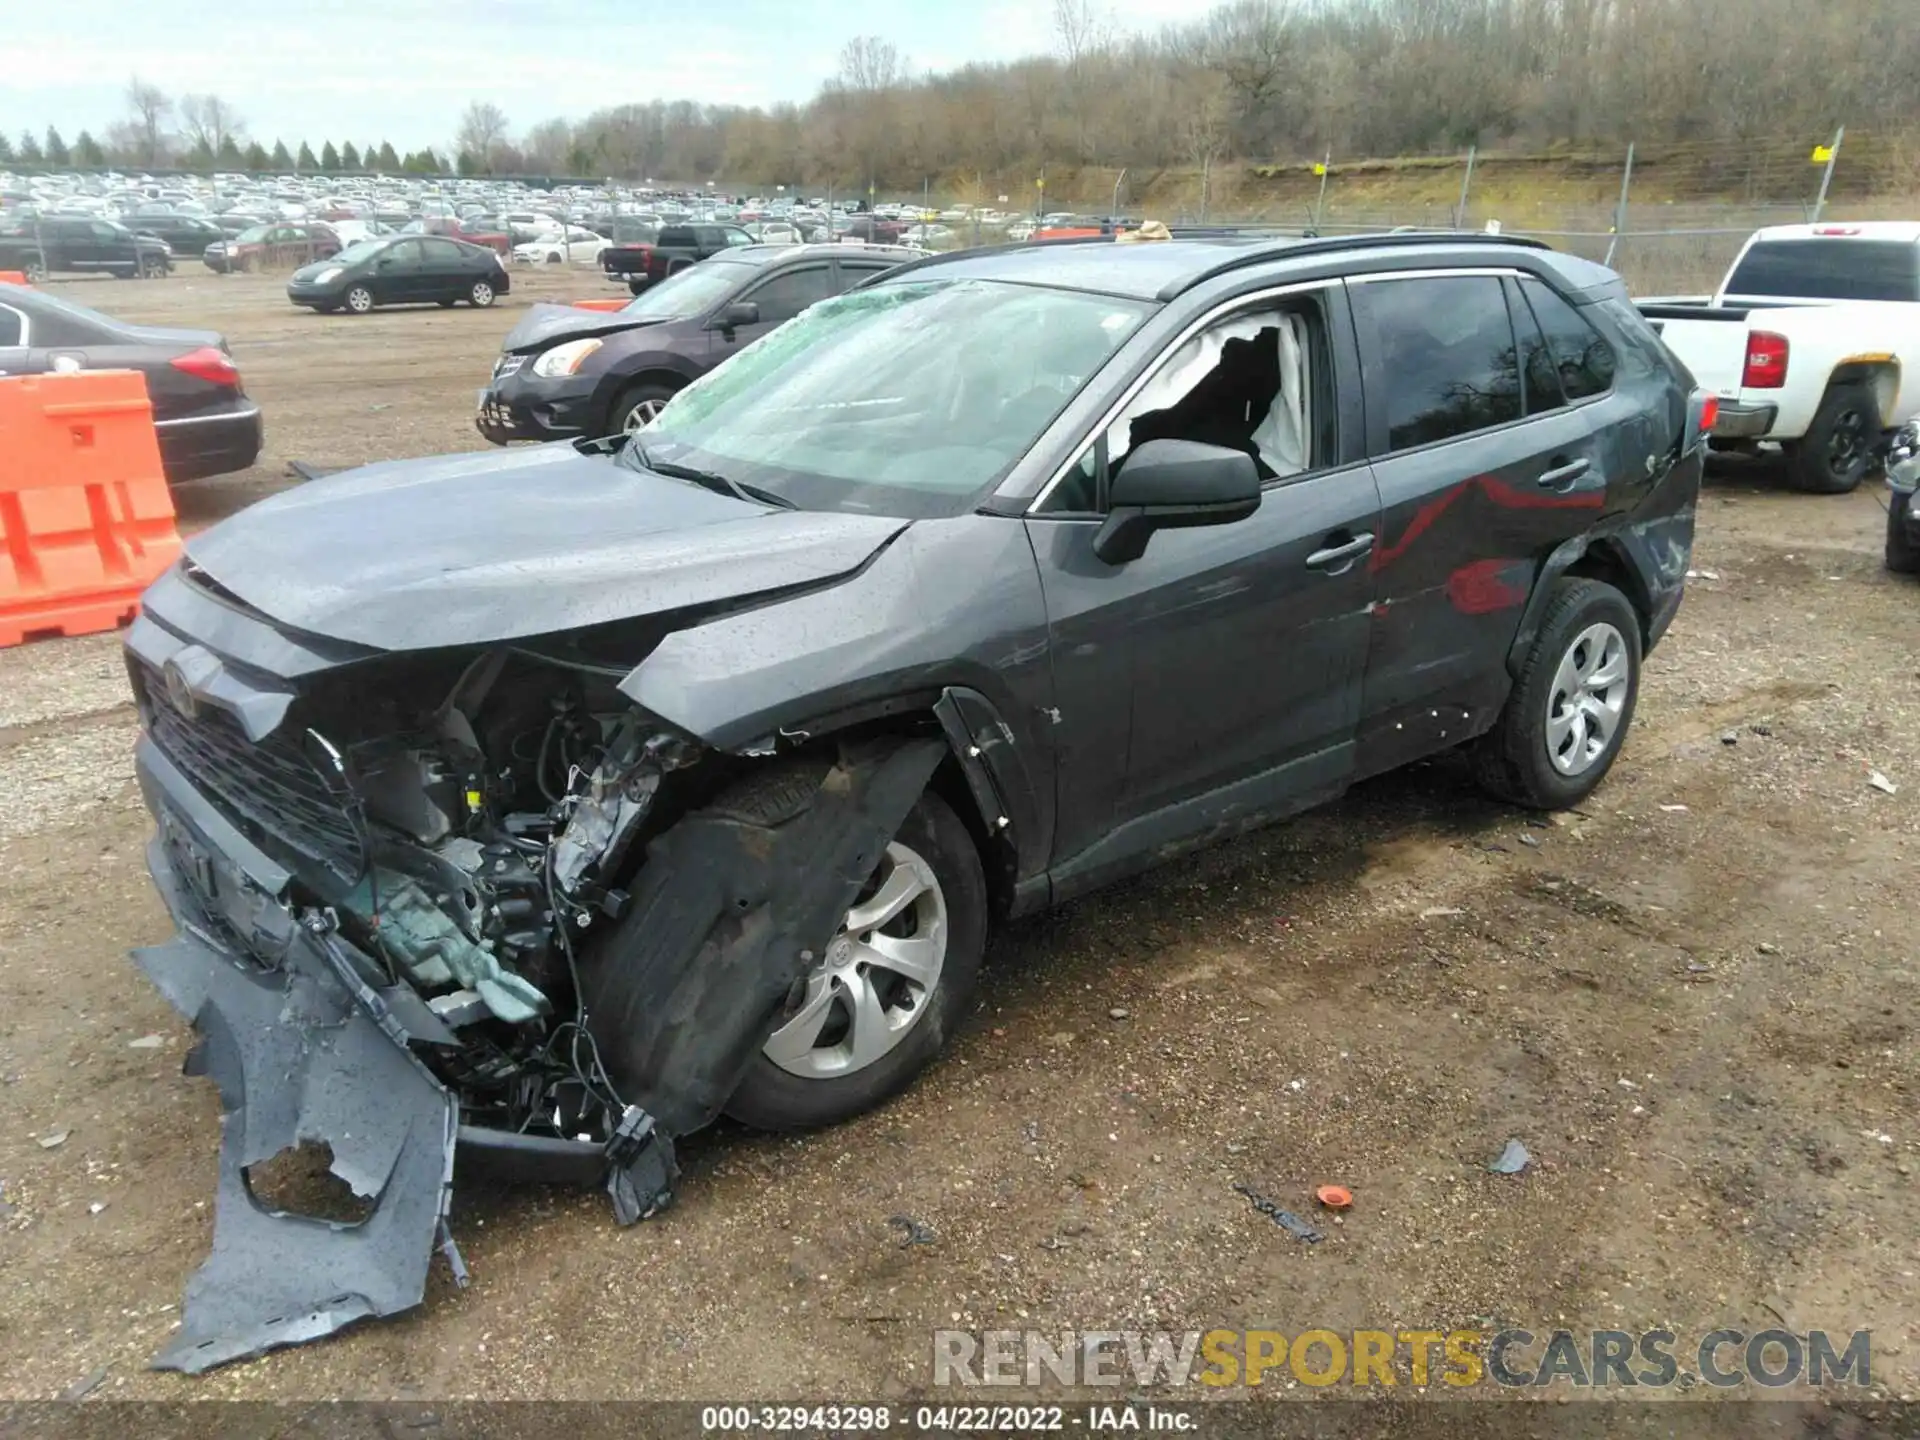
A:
[1312,162,1327,175]
[1811,144,1833,164]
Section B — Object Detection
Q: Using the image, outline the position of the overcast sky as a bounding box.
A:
[6,0,1197,154]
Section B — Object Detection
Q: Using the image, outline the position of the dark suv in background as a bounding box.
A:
[477,243,922,441]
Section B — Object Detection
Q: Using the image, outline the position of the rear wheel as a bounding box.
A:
[138,254,168,279]
[23,257,47,284]
[610,380,678,437]
[469,279,496,307]
[1788,383,1876,494]
[1474,578,1642,810]
[344,284,375,315]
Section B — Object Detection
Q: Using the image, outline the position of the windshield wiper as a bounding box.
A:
[631,445,796,510]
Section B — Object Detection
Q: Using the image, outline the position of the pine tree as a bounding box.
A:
[318,141,340,171]
[0,134,14,164]
[376,140,400,172]
[45,128,71,166]
[244,140,270,171]
[217,134,245,168]
[295,141,317,171]
[74,131,105,167]
[340,141,361,171]
[420,148,444,174]
[18,131,44,165]
[270,140,294,170]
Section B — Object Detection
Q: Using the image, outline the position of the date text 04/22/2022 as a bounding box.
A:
[698,1405,1196,1431]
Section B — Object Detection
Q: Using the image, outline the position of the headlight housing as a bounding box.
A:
[531,338,604,378]
[311,266,344,284]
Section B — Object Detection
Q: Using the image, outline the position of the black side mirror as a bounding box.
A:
[716,300,759,332]
[1092,439,1261,564]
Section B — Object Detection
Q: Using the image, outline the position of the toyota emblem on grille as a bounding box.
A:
[161,660,199,720]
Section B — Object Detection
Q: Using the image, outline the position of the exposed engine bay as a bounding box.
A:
[324,648,706,1141]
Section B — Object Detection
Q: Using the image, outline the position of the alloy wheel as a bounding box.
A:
[763,842,948,1079]
[622,398,666,434]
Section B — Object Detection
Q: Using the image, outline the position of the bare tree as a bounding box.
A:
[1053,0,1112,161]
[179,94,245,157]
[455,101,512,170]
[124,76,173,165]
[839,36,903,94]
[523,117,574,173]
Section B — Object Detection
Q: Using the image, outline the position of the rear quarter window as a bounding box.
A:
[1725,239,1920,302]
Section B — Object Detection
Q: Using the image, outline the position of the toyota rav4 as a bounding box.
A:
[125,232,1707,1372]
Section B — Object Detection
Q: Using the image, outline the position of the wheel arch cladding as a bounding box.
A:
[578,735,947,1135]
[1507,533,1658,678]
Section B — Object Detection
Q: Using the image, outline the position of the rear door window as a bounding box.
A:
[0,305,23,345]
[1506,279,1563,416]
[1518,277,1616,400]
[421,238,465,264]
[1352,275,1521,451]
[1724,239,1920,301]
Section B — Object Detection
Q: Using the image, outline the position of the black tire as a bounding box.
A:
[1788,383,1876,494]
[725,788,987,1131]
[139,255,167,279]
[22,258,47,284]
[607,380,678,437]
[343,284,375,315]
[1474,577,1642,810]
[468,279,496,307]
[1888,490,1920,575]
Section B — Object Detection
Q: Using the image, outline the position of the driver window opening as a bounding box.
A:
[1046,298,1331,514]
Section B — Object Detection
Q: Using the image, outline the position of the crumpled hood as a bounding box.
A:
[500,302,669,353]
[184,444,909,650]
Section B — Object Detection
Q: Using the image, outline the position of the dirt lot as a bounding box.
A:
[1,269,1915,1413]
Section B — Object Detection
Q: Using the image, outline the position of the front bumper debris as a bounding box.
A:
[137,831,462,1375]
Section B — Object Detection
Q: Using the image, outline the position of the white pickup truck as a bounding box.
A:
[1637,222,1920,492]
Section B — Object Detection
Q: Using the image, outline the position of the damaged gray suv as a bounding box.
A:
[128,232,1708,1371]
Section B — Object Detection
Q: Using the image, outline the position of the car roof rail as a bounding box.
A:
[850,228,1553,297]
[1155,229,1552,300]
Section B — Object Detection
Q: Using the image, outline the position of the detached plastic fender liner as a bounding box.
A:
[579,736,947,1135]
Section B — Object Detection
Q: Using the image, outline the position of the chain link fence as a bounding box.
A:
[930,129,1917,295]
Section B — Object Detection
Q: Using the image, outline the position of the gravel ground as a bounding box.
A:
[0,272,1915,1414]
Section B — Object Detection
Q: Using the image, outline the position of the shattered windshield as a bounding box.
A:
[627,278,1152,517]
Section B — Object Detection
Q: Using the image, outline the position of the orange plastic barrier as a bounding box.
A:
[0,270,27,286]
[0,370,184,648]
[570,297,627,312]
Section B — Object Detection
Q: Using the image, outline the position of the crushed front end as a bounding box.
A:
[125,566,701,1371]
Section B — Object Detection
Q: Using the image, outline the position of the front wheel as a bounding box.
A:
[23,258,47,284]
[469,279,496,307]
[138,255,168,279]
[1788,383,1876,494]
[1474,578,1642,810]
[343,284,375,315]
[609,381,678,437]
[725,789,987,1131]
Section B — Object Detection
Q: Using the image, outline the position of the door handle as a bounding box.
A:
[1305,532,1375,570]
[1538,457,1592,489]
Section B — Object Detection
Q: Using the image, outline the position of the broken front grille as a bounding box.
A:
[139,666,367,881]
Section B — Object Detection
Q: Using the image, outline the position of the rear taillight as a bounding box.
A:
[1698,395,1720,433]
[169,346,239,387]
[1742,332,1789,389]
